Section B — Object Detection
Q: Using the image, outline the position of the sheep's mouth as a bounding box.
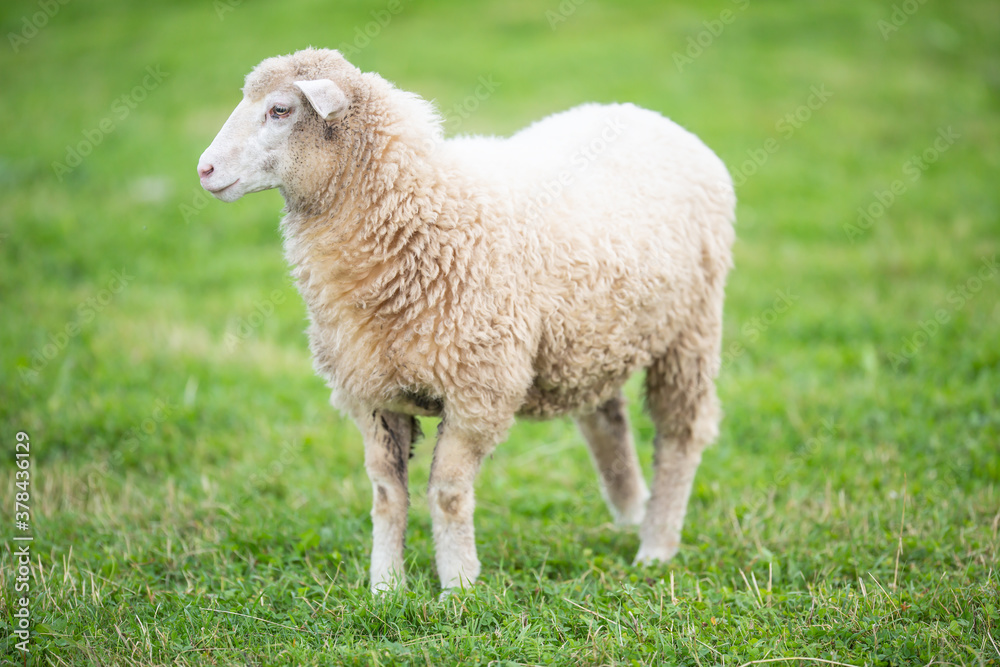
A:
[207,179,239,194]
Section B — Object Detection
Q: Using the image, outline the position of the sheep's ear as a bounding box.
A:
[294,79,348,121]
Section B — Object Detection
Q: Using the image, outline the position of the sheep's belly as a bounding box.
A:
[518,372,639,419]
[518,328,664,419]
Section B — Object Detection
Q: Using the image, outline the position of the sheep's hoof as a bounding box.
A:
[370,577,405,595]
[612,504,647,528]
[610,488,649,527]
[438,588,465,603]
[438,582,476,602]
[633,543,679,566]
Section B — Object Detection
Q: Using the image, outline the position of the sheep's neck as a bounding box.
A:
[281,146,474,327]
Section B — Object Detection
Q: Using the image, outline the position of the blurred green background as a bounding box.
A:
[1,0,998,664]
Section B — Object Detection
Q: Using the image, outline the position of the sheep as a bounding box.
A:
[197,48,735,594]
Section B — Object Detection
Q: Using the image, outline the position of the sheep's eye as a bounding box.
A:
[268,105,291,120]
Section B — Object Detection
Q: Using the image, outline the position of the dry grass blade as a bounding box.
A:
[199,607,315,634]
[738,658,861,667]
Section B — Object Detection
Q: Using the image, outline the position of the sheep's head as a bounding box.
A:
[197,49,357,203]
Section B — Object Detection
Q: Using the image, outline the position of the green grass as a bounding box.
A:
[1,0,998,664]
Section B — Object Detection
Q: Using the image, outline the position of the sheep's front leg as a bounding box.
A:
[427,423,495,592]
[358,410,415,593]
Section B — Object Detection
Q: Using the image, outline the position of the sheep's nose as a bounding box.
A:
[198,162,214,179]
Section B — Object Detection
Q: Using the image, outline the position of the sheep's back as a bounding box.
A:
[468,103,736,417]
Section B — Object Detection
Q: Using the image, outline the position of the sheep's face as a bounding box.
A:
[198,79,348,203]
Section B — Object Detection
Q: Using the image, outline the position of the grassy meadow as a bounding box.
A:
[1,0,998,664]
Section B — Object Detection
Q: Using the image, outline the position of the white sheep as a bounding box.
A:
[198,48,735,593]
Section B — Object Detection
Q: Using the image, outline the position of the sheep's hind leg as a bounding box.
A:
[427,422,498,594]
[635,346,721,564]
[575,393,649,526]
[355,409,417,593]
